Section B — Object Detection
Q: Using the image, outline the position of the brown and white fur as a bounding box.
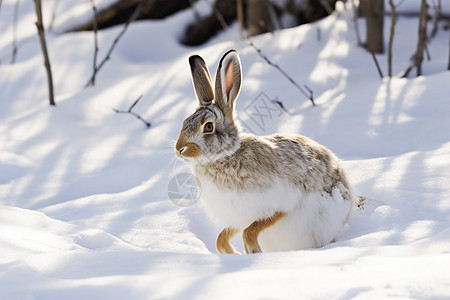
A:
[176,49,357,254]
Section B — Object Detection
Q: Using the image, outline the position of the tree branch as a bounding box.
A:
[34,0,56,106]
[400,64,414,78]
[48,0,61,32]
[415,0,428,76]
[400,0,449,77]
[388,0,396,77]
[430,0,441,39]
[86,0,154,87]
[11,0,19,64]
[371,51,384,79]
[113,95,151,128]
[0,39,31,65]
[88,0,99,86]
[246,39,315,106]
[271,97,289,113]
[350,0,363,46]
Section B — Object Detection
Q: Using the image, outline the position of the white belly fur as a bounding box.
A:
[197,176,352,252]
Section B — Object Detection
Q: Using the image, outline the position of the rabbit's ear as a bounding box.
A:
[214,50,242,117]
[189,55,214,106]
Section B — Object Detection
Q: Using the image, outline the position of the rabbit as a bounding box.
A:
[175,49,358,254]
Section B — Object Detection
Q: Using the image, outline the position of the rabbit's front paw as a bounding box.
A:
[243,227,262,254]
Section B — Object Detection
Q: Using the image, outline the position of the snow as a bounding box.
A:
[1,1,450,299]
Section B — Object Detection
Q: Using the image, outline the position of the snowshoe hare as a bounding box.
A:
[175,49,357,254]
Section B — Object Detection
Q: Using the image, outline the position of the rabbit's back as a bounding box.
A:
[266,134,354,201]
[195,133,354,200]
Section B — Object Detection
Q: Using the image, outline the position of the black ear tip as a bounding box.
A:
[219,49,238,68]
[189,55,204,70]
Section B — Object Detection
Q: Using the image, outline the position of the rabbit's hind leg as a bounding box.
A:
[243,211,286,254]
[216,227,240,254]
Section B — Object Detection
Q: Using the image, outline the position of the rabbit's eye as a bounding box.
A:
[203,122,214,133]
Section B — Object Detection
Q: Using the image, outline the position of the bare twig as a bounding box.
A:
[401,64,414,78]
[248,40,315,106]
[11,0,20,64]
[34,0,56,106]
[113,95,151,128]
[401,0,432,78]
[430,0,441,39]
[211,5,232,34]
[0,39,32,65]
[271,97,288,113]
[415,0,428,76]
[371,51,384,79]
[209,2,315,106]
[89,0,99,86]
[425,44,431,61]
[304,85,313,100]
[401,2,442,77]
[388,0,396,77]
[48,0,60,32]
[86,0,151,87]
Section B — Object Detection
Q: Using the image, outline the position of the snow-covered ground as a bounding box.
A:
[1,0,450,299]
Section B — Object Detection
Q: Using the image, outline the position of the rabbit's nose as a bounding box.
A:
[179,147,186,155]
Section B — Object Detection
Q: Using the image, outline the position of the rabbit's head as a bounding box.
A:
[176,50,242,165]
